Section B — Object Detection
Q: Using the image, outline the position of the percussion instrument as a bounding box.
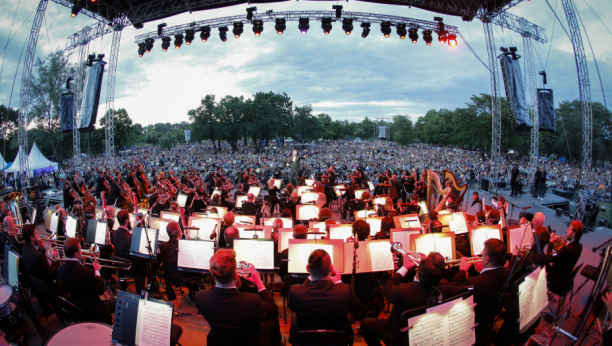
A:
[0,285,16,317]
[46,322,113,346]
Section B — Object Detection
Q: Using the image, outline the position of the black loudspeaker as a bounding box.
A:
[59,93,74,133]
[78,60,106,133]
[481,178,490,192]
[538,89,556,132]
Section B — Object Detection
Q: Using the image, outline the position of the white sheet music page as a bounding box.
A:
[415,236,435,256]
[408,307,446,346]
[95,222,107,245]
[190,219,218,239]
[519,266,546,330]
[391,231,409,252]
[408,296,475,346]
[234,240,274,270]
[157,222,170,242]
[368,242,394,272]
[8,251,19,287]
[136,300,173,346]
[434,237,454,261]
[471,229,488,256]
[509,224,534,254]
[298,206,319,220]
[50,214,59,235]
[288,242,334,274]
[178,240,214,270]
[343,242,368,273]
[65,217,77,238]
[452,213,468,235]
[446,296,475,346]
[138,229,157,255]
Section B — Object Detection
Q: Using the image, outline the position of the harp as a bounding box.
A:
[442,170,469,207]
[425,170,451,212]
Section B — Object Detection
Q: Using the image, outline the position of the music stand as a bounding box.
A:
[328,224,354,240]
[176,194,188,208]
[235,195,249,209]
[234,239,275,273]
[296,205,320,221]
[177,239,215,273]
[390,228,421,252]
[263,218,293,228]
[129,228,159,259]
[287,239,344,275]
[410,233,457,261]
[514,266,549,333]
[469,224,503,255]
[65,216,78,238]
[85,221,108,245]
[247,185,261,197]
[160,211,181,223]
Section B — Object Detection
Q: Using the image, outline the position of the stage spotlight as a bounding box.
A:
[321,17,332,35]
[396,23,407,39]
[145,39,154,53]
[71,0,83,17]
[299,18,310,34]
[137,43,145,57]
[200,26,211,42]
[219,27,228,42]
[342,18,353,35]
[157,23,167,36]
[438,31,447,45]
[361,22,370,38]
[423,30,433,46]
[246,7,257,21]
[333,5,343,19]
[448,34,457,47]
[185,30,195,45]
[161,37,171,52]
[253,20,264,36]
[408,28,418,43]
[275,18,286,35]
[174,34,183,49]
[233,22,244,38]
[380,22,391,38]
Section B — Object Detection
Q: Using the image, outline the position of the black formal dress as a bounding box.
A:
[548,241,583,288]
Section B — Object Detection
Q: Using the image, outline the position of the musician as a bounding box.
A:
[361,252,449,346]
[451,239,511,336]
[532,211,546,230]
[96,171,109,202]
[194,249,281,346]
[288,150,307,187]
[71,174,84,197]
[105,177,123,207]
[63,180,75,211]
[548,220,583,289]
[223,226,240,249]
[110,210,132,261]
[376,217,394,240]
[377,197,396,217]
[278,225,308,281]
[234,184,246,200]
[58,237,115,323]
[314,184,326,208]
[492,196,508,216]
[352,167,364,185]
[159,222,199,299]
[126,170,138,194]
[280,192,298,222]
[471,191,481,208]
[510,165,519,197]
[22,225,57,284]
[327,166,337,185]
[1,216,22,252]
[241,193,257,216]
[288,249,361,343]
[214,212,235,248]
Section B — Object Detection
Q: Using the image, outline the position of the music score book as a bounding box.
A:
[301,192,319,204]
[50,213,59,235]
[177,193,188,208]
[365,217,383,236]
[188,217,221,240]
[264,218,293,228]
[278,229,319,253]
[354,210,377,220]
[411,233,456,261]
[407,295,475,346]
[469,224,503,255]
[248,186,262,197]
[273,179,281,189]
[393,214,421,229]
[507,224,534,254]
[112,290,174,346]
[177,239,215,273]
[148,217,171,242]
[304,179,315,186]
[85,221,108,245]
[160,211,180,223]
[297,185,313,196]
[129,228,159,259]
[343,240,394,273]
[65,216,78,238]
[517,266,548,331]
[235,225,272,239]
[390,229,421,252]
[355,189,368,199]
[236,195,248,209]
[328,224,354,241]
[287,239,344,274]
[234,239,275,271]
[44,208,54,231]
[296,205,320,221]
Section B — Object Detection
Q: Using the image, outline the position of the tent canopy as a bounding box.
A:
[5,143,58,174]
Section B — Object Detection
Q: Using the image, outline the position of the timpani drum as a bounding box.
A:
[0,285,15,317]
[46,322,113,346]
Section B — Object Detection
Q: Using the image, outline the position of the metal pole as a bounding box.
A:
[483,19,502,191]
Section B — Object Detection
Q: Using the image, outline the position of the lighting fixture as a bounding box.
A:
[246,7,257,21]
[380,22,391,38]
[408,28,418,43]
[438,31,447,45]
[233,22,244,38]
[71,0,83,17]
[332,5,343,19]
[275,18,286,35]
[396,23,407,39]
[321,17,332,35]
[161,37,171,52]
[253,20,264,36]
[185,30,195,45]
[342,18,353,35]
[448,34,457,47]
[361,22,370,38]
[157,23,167,36]
[219,27,228,42]
[174,34,183,49]
[145,39,154,53]
[299,18,309,34]
[423,30,433,46]
[137,43,145,57]
[200,26,210,42]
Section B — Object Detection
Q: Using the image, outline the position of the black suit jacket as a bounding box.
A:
[106,183,122,206]
[288,279,361,336]
[548,241,583,285]
[111,227,132,260]
[22,243,57,283]
[58,260,108,322]
[194,287,278,345]
[241,201,257,216]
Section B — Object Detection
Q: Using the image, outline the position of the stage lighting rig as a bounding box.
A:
[342,18,353,35]
[423,30,433,46]
[233,22,244,38]
[408,28,418,43]
[200,26,211,42]
[361,23,370,38]
[71,0,83,18]
[157,23,167,36]
[145,39,154,53]
[396,23,407,39]
[174,34,183,49]
[185,30,195,45]
[161,37,171,51]
[321,17,332,35]
[138,43,145,57]
[438,31,447,45]
[448,34,457,47]
[380,22,391,38]
[275,18,286,35]
[332,5,343,19]
[253,20,264,36]
[246,7,257,21]
[219,27,228,42]
[299,18,309,34]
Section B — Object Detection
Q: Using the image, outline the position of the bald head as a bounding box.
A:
[533,212,545,229]
[224,226,240,247]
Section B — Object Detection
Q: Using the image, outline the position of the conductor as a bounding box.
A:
[288,150,307,187]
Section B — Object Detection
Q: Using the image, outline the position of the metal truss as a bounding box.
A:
[18,0,50,179]
[487,11,547,44]
[50,0,119,24]
[105,28,122,161]
[523,37,539,188]
[482,19,502,188]
[135,10,459,43]
[559,0,592,222]
[66,16,130,51]
[72,43,89,163]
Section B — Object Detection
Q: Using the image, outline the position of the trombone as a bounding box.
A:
[45,243,132,270]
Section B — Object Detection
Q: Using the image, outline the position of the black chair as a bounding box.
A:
[170,324,184,346]
[292,330,351,346]
[29,275,65,325]
[162,264,186,301]
[548,263,583,326]
[58,296,85,322]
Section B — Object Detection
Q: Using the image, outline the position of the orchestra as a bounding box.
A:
[0,161,599,346]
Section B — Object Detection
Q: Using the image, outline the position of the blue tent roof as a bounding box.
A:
[559,157,569,163]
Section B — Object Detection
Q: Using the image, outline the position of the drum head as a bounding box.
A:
[46,322,113,346]
[0,285,13,304]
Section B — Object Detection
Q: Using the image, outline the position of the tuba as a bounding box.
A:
[4,192,24,226]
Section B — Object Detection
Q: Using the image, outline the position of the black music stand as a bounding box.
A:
[130,228,161,297]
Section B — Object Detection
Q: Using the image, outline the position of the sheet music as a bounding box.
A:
[8,251,19,287]
[136,300,173,346]
[343,241,367,273]
[301,192,318,204]
[160,212,180,222]
[190,219,218,239]
[434,237,454,260]
[273,179,281,189]
[298,205,319,221]
[509,224,534,253]
[365,218,382,236]
[95,222,107,245]
[138,229,157,255]
[157,222,170,242]
[369,242,394,272]
[235,215,256,225]
[328,226,354,240]
[519,266,548,330]
[391,231,409,251]
[265,218,293,228]
[451,213,468,235]
[248,186,261,197]
[279,231,319,252]
[50,213,59,235]
[234,240,274,270]
[65,217,77,238]
[178,240,214,270]
[236,195,248,208]
[355,189,367,199]
[447,296,476,346]
[288,243,334,274]
[408,308,445,346]
[415,236,436,256]
[177,194,188,208]
[409,296,475,346]
[309,222,326,234]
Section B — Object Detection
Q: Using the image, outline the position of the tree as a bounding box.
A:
[392,115,414,145]
[292,105,321,141]
[100,108,133,151]
[353,128,365,138]
[188,94,219,150]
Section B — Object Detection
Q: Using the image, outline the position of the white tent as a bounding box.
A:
[5,143,58,174]
[0,152,7,170]
[4,147,27,173]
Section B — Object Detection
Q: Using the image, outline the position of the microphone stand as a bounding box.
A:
[141,226,162,299]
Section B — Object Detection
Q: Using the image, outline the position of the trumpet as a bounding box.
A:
[445,256,482,267]
[391,242,426,265]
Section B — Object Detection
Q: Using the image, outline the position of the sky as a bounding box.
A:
[0,0,610,127]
